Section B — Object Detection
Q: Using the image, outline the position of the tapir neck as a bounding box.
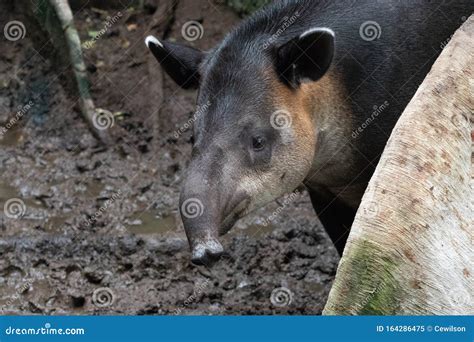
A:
[301,71,364,207]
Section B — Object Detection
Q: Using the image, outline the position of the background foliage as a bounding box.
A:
[224,0,271,16]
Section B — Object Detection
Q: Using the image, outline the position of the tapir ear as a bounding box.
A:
[145,35,204,89]
[276,28,335,87]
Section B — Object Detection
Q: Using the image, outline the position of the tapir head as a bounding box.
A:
[146,26,334,265]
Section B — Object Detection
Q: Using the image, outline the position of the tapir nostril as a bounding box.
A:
[191,239,224,266]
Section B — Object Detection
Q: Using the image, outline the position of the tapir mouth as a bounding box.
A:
[219,198,250,235]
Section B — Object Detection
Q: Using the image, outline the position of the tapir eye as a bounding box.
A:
[252,136,266,151]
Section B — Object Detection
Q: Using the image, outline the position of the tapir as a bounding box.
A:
[146,0,473,265]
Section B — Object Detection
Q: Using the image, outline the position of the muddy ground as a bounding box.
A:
[0,0,339,315]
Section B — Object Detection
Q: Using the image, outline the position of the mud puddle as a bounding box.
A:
[126,212,177,235]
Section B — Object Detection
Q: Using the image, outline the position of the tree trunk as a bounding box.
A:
[324,16,473,315]
[146,0,177,154]
[30,0,112,145]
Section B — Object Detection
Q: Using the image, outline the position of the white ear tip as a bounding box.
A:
[145,35,163,48]
[300,27,335,39]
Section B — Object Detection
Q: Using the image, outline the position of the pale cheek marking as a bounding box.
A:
[236,172,281,209]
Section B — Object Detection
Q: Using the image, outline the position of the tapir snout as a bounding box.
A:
[190,238,224,266]
[179,157,252,265]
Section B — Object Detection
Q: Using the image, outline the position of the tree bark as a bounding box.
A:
[324,15,473,315]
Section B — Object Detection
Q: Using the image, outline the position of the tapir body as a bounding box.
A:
[146,0,473,264]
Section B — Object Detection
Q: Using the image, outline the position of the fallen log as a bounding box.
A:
[324,15,473,315]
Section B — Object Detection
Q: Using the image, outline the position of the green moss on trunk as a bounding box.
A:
[327,239,402,315]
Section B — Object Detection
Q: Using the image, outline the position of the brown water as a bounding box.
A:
[0,126,24,147]
[126,212,177,236]
[231,222,275,239]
